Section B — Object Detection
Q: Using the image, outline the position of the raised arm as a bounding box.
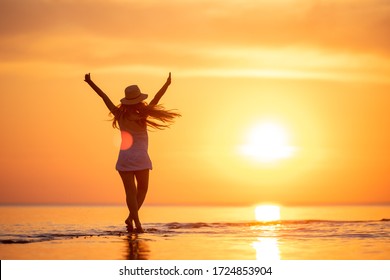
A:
[149,72,171,106]
[84,73,117,113]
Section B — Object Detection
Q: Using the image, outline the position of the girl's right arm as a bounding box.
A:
[84,73,117,113]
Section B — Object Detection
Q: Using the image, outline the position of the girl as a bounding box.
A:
[84,72,180,232]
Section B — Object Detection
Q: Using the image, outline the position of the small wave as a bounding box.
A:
[162,219,387,229]
[0,230,127,245]
[1,239,32,244]
[165,222,211,229]
[1,219,388,245]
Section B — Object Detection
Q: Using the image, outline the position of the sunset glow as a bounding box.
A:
[0,0,389,206]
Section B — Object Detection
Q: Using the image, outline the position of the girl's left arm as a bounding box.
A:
[149,72,171,106]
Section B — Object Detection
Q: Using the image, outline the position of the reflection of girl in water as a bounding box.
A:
[84,73,180,232]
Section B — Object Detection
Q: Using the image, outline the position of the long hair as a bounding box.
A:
[110,102,181,130]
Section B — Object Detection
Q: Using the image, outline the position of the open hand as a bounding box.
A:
[166,72,171,86]
[84,73,91,83]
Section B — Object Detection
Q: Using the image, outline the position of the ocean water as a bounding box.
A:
[0,205,389,260]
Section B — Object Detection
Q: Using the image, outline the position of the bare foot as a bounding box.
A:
[125,218,134,231]
[135,227,144,233]
[126,224,134,232]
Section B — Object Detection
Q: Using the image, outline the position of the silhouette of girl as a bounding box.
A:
[84,73,180,232]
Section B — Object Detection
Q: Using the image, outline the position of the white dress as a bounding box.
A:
[115,114,152,171]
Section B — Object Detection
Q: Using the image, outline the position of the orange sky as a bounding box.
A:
[0,0,389,206]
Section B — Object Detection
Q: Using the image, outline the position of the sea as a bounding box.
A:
[0,205,389,260]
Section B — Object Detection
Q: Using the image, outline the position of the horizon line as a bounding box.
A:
[1,202,389,207]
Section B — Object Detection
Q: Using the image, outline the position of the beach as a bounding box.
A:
[0,205,389,260]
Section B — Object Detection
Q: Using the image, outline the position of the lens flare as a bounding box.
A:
[120,130,133,150]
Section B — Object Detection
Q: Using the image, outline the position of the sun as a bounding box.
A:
[239,121,295,163]
[255,205,281,222]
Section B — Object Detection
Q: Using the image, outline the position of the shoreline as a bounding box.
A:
[1,205,389,260]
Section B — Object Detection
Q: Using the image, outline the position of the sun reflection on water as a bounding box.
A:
[252,205,281,261]
[252,237,280,260]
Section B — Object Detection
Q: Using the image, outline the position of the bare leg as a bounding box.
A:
[119,171,143,232]
[135,169,149,209]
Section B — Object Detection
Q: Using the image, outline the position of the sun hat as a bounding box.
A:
[120,85,148,105]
